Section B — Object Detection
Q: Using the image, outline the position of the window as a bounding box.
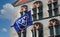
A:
[32,3,37,21]
[48,19,60,37]
[32,8,37,14]
[20,12,23,16]
[37,1,43,19]
[55,26,60,35]
[38,7,43,12]
[21,29,26,37]
[53,19,60,36]
[17,31,21,37]
[38,12,43,19]
[49,26,54,36]
[48,20,54,36]
[31,27,36,37]
[53,1,58,9]
[47,0,52,10]
[22,29,26,37]
[53,0,58,16]
[17,29,26,37]
[31,22,43,37]
[47,0,52,17]
[38,27,43,37]
[48,4,52,10]
[48,10,52,17]
[32,14,37,21]
[38,6,43,19]
[53,8,58,16]
[47,0,59,17]
[32,1,43,21]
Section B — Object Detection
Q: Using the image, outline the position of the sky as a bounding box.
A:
[0,0,17,37]
[0,0,16,10]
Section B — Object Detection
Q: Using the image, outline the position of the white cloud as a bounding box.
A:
[0,3,20,24]
[0,3,15,19]
[2,28,7,32]
[0,3,20,37]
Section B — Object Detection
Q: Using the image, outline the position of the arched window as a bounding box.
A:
[21,29,26,37]
[17,29,26,37]
[20,12,24,16]
[53,0,58,16]
[32,4,37,21]
[17,31,21,37]
[20,5,29,16]
[20,6,24,16]
[48,19,60,37]
[48,20,54,37]
[47,0,58,17]
[31,22,43,37]
[32,1,43,21]
[47,0,52,17]
[31,26,36,37]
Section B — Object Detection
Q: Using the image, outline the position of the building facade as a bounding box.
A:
[11,0,60,37]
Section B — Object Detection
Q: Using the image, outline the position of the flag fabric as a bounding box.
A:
[14,11,33,32]
[18,0,34,5]
[14,22,20,32]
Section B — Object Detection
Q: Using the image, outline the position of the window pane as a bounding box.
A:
[55,26,60,35]
[20,12,23,16]
[32,14,37,21]
[31,30,36,37]
[38,7,43,13]
[49,27,54,36]
[38,12,43,19]
[18,31,21,37]
[48,10,52,17]
[55,35,60,37]
[32,8,37,14]
[53,8,58,16]
[53,2,58,9]
[22,29,26,37]
[31,30,34,37]
[34,30,36,37]
[38,28,43,37]
[48,4,52,10]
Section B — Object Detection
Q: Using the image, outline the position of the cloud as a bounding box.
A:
[0,3,19,37]
[2,28,7,32]
[0,3,20,25]
[0,3,15,19]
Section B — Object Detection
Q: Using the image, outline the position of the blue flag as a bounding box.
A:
[14,11,33,32]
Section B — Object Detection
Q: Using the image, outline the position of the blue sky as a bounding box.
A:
[0,18,11,37]
[0,0,16,10]
[0,0,16,37]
